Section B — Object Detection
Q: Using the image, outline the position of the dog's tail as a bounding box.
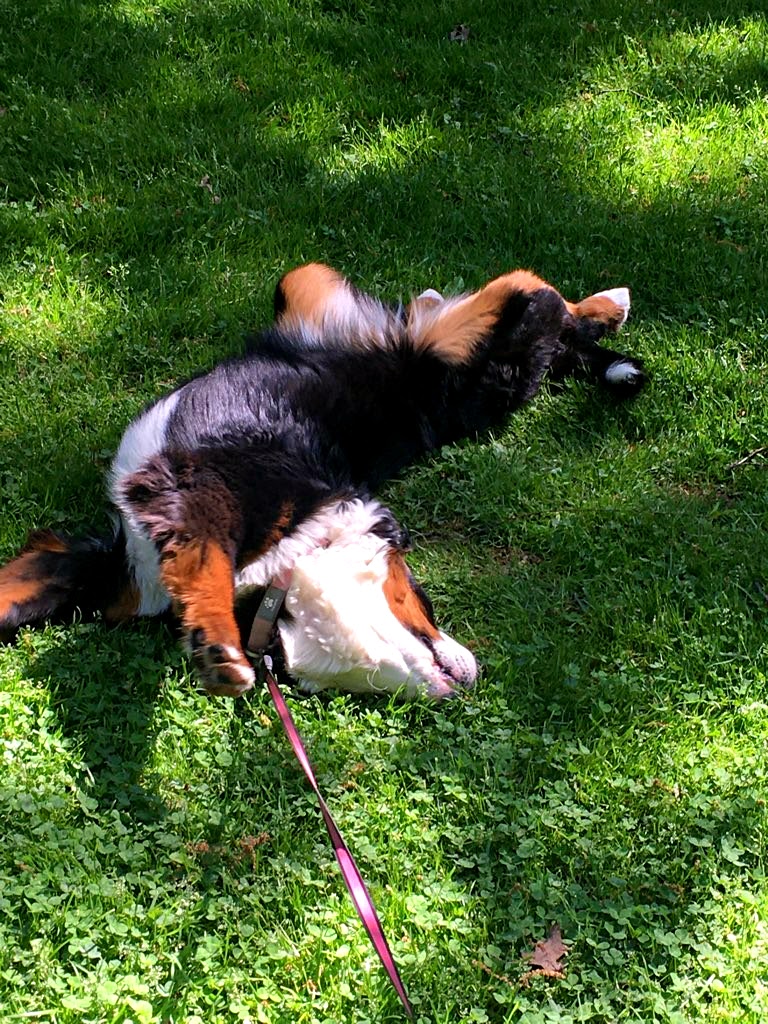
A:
[0,525,138,640]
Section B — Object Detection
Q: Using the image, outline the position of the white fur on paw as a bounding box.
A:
[417,288,444,303]
[605,359,642,384]
[217,645,255,683]
[594,287,630,324]
[195,639,255,695]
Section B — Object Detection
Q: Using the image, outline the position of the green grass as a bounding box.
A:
[2,0,768,1021]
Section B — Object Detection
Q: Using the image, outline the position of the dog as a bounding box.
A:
[0,263,644,699]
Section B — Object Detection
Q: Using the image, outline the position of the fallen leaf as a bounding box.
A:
[521,924,569,983]
[449,24,470,43]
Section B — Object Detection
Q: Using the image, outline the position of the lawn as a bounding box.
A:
[1,1,768,1021]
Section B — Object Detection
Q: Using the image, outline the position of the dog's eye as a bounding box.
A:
[370,513,411,551]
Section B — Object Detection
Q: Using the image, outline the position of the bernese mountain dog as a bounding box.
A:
[0,263,644,699]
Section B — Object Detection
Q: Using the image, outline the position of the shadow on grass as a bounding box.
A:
[2,0,766,324]
[4,446,766,1013]
[14,447,768,769]
[17,618,177,823]
[5,0,766,106]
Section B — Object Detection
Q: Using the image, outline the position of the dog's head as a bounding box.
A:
[254,501,477,700]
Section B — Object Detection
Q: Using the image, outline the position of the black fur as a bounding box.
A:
[130,280,637,564]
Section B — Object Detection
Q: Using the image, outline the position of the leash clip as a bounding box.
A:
[245,580,291,661]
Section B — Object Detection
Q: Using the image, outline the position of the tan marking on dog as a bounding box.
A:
[565,294,625,331]
[407,270,552,365]
[276,263,348,329]
[22,529,68,554]
[0,555,48,611]
[104,582,141,623]
[382,552,440,640]
[160,539,244,658]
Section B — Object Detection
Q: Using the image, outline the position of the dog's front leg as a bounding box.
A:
[121,455,254,696]
[159,535,254,696]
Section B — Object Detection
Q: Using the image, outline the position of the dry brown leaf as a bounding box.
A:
[521,924,569,981]
[519,965,566,987]
[239,832,271,855]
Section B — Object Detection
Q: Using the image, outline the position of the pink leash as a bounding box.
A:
[246,580,415,1019]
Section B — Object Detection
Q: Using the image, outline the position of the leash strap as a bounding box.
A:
[245,577,414,1018]
[261,655,415,1019]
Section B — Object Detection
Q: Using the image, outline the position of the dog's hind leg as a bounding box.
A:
[119,454,255,696]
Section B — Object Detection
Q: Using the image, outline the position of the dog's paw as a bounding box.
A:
[603,357,647,396]
[189,628,255,697]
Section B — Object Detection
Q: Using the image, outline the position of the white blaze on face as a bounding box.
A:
[277,533,477,699]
